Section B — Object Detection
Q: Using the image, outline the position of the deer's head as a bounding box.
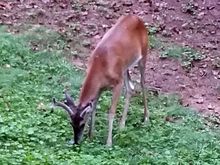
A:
[52,92,93,144]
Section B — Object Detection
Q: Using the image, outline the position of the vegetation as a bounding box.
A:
[1,26,220,164]
[149,26,205,68]
[160,45,205,68]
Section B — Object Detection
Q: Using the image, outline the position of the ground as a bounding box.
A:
[0,0,219,114]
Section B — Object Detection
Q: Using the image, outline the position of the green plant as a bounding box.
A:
[149,26,158,35]
[21,25,66,51]
[149,35,164,49]
[160,45,205,68]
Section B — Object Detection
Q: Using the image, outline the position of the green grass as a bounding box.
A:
[149,35,164,50]
[160,45,205,68]
[149,27,205,68]
[149,26,164,50]
[1,26,220,164]
[14,24,66,51]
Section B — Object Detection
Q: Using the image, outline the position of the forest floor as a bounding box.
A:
[0,0,219,115]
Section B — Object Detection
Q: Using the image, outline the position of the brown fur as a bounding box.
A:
[79,15,148,106]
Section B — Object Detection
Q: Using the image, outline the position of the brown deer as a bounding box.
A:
[53,15,149,147]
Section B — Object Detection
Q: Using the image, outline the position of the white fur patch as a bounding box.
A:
[128,80,135,90]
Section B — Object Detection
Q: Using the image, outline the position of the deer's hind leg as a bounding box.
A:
[138,55,149,123]
[119,70,133,129]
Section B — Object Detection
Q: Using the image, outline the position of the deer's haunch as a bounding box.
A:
[52,15,149,147]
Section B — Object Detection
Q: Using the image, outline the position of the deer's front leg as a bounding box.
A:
[107,81,123,147]
[88,96,99,139]
[88,108,96,139]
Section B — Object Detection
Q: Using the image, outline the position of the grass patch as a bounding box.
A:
[149,26,205,68]
[149,26,164,49]
[149,35,164,50]
[18,24,66,51]
[0,27,220,164]
[160,45,205,68]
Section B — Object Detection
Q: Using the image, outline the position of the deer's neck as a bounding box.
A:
[79,72,101,107]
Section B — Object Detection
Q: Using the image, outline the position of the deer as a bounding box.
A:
[52,15,149,147]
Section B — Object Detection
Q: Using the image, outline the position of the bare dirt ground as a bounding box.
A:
[0,0,219,115]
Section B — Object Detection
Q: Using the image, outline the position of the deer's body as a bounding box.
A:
[53,15,149,146]
[79,15,147,106]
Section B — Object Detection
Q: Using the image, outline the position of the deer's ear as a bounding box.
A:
[80,102,93,118]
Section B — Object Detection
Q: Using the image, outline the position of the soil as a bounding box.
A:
[0,0,219,115]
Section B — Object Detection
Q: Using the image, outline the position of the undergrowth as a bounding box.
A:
[0,26,220,165]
